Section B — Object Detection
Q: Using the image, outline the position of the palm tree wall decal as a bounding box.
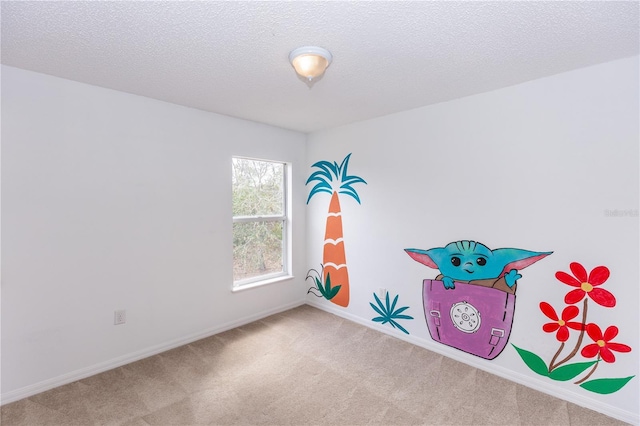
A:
[306,153,367,307]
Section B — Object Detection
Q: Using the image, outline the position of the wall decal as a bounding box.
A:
[370,292,414,335]
[513,262,634,394]
[405,240,551,359]
[306,265,341,301]
[306,153,366,307]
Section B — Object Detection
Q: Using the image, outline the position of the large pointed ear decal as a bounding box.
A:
[404,248,440,269]
[493,248,553,277]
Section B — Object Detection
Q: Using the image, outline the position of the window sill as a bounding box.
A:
[232,274,295,292]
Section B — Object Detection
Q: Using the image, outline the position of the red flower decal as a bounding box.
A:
[555,262,615,307]
[581,324,631,363]
[540,302,583,342]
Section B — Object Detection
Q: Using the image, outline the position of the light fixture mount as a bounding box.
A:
[289,46,332,86]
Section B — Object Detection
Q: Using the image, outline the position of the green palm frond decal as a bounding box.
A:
[370,292,414,334]
[306,153,367,204]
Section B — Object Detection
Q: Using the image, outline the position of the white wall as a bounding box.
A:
[2,56,638,422]
[306,56,639,423]
[1,65,308,402]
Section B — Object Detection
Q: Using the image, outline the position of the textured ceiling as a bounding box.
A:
[2,1,638,133]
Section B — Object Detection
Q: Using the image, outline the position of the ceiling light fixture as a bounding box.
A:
[289,46,332,86]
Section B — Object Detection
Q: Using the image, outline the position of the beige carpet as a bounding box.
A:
[1,305,628,425]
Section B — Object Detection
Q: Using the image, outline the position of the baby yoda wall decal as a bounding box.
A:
[405,240,552,293]
[405,240,552,359]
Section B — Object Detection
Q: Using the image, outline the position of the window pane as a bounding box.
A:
[233,220,283,282]
[232,158,283,216]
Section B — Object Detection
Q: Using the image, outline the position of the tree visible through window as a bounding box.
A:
[232,157,288,286]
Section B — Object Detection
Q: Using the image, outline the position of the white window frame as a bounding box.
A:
[232,156,293,291]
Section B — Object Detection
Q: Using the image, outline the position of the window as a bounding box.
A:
[232,157,290,288]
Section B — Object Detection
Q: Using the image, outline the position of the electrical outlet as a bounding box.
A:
[378,288,387,298]
[114,310,126,325]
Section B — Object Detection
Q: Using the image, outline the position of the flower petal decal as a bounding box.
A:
[540,302,582,342]
[581,324,631,363]
[556,262,616,307]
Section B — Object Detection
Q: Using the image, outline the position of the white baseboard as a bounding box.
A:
[0,299,305,406]
[306,299,639,426]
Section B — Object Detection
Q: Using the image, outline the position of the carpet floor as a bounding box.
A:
[1,304,628,425]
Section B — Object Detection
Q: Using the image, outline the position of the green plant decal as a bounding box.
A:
[306,266,341,301]
[306,153,367,204]
[370,292,414,335]
[513,262,634,395]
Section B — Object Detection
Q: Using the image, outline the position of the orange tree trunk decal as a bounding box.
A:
[306,153,366,307]
[323,191,348,306]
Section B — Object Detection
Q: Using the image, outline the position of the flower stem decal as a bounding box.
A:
[513,262,634,394]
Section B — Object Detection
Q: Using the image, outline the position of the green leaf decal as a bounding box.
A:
[369,292,413,335]
[393,315,414,320]
[512,345,549,377]
[320,273,341,300]
[579,376,635,394]
[370,303,385,318]
[393,306,410,315]
[390,320,410,335]
[306,154,367,204]
[306,268,341,301]
[389,294,398,314]
[548,361,598,381]
[327,284,341,300]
